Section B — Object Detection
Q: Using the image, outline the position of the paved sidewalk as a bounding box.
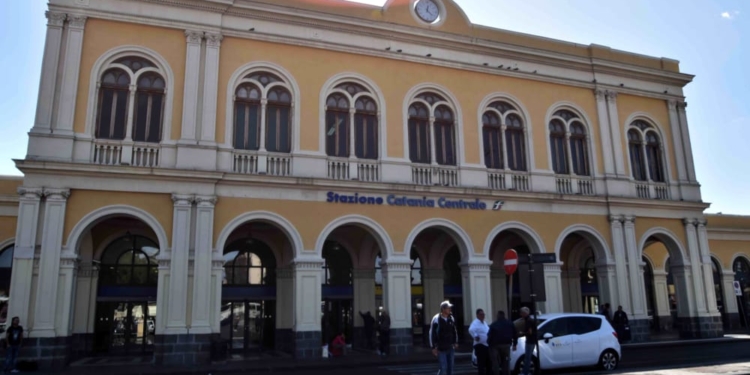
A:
[615,361,750,374]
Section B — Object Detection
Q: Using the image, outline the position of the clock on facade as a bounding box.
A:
[414,0,440,24]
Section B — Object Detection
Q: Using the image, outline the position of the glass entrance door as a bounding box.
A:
[94,301,156,355]
[321,299,353,345]
[221,300,275,354]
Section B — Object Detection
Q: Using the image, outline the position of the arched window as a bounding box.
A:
[482,100,526,171]
[408,92,456,166]
[549,109,590,176]
[95,57,165,143]
[325,82,379,159]
[443,246,462,286]
[0,246,12,327]
[629,120,666,183]
[734,258,750,327]
[223,238,277,286]
[411,250,422,286]
[322,241,353,286]
[99,234,159,287]
[233,72,292,153]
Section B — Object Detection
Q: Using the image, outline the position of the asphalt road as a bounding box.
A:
[221,340,750,375]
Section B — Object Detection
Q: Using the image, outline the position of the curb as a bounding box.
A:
[622,336,745,349]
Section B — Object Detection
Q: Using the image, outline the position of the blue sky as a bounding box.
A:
[1,1,748,214]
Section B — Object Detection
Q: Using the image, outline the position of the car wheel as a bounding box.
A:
[599,349,619,371]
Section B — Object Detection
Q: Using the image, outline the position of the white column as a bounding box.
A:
[623,216,648,319]
[605,91,626,176]
[422,269,443,327]
[609,215,631,313]
[200,33,222,144]
[383,258,413,329]
[209,254,224,333]
[490,270,507,317]
[684,218,708,315]
[190,196,216,334]
[594,89,615,176]
[696,220,721,316]
[596,264,618,312]
[542,263,564,314]
[54,15,86,135]
[461,260,493,323]
[721,270,739,326]
[561,268,580,313]
[31,188,69,337]
[348,108,359,179]
[676,102,697,182]
[429,116,437,166]
[32,12,66,132]
[293,255,324,332]
[666,100,688,182]
[257,98,269,174]
[55,253,78,337]
[670,265,695,319]
[179,31,203,141]
[8,188,43,326]
[276,268,294,332]
[165,194,193,334]
[156,256,171,333]
[353,268,376,344]
[652,270,671,329]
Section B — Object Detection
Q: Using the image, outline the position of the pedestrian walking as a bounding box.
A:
[602,303,613,322]
[468,309,490,375]
[359,311,376,349]
[487,311,517,375]
[378,309,391,356]
[519,307,536,375]
[4,317,22,373]
[430,301,459,375]
[612,305,630,342]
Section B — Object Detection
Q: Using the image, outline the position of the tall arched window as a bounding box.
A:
[99,234,159,287]
[734,258,750,327]
[322,241,353,286]
[95,57,165,143]
[233,72,292,153]
[408,92,456,166]
[628,120,666,182]
[482,100,527,171]
[548,109,590,176]
[325,82,379,159]
[223,239,277,286]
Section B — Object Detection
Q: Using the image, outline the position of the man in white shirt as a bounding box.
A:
[468,308,490,375]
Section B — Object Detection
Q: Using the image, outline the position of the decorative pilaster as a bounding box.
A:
[721,270,741,329]
[623,216,648,319]
[382,257,413,355]
[156,256,171,333]
[200,33,222,144]
[460,260,493,323]
[292,255,324,358]
[210,254,225,333]
[32,12,66,132]
[56,253,79,337]
[666,100,688,182]
[190,196,216,334]
[165,194,193,334]
[179,31,204,142]
[595,264,618,314]
[676,102,697,182]
[275,267,295,353]
[352,269,376,349]
[32,188,70,337]
[542,262,563,314]
[7,188,43,326]
[421,268,443,328]
[55,15,87,135]
[651,269,672,331]
[605,91,626,176]
[490,269,507,318]
[683,218,708,315]
[609,215,631,313]
[594,89,616,176]
[696,220,721,316]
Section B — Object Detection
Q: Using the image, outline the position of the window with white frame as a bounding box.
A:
[482,100,527,171]
[408,92,456,166]
[232,72,292,153]
[548,109,590,176]
[95,57,166,143]
[628,120,665,183]
[324,82,379,159]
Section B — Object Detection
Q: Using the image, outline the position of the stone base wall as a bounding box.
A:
[678,316,724,339]
[724,312,741,331]
[11,336,72,370]
[275,329,295,354]
[628,319,650,343]
[656,315,675,333]
[389,328,412,356]
[154,334,213,365]
[294,331,321,359]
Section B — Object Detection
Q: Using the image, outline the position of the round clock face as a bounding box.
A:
[415,0,440,23]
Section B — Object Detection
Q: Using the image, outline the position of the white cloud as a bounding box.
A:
[721,10,740,19]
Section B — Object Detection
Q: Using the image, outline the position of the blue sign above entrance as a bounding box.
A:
[325,191,493,211]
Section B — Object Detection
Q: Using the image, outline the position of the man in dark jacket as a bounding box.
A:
[359,311,376,349]
[520,307,537,375]
[612,306,630,342]
[378,310,391,356]
[430,301,459,375]
[487,311,518,375]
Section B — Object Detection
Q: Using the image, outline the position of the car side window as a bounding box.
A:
[570,317,601,335]
[539,317,571,337]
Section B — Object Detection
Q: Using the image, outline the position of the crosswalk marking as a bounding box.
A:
[381,362,476,375]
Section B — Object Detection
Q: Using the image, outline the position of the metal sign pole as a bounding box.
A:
[508,274,513,318]
[529,256,539,371]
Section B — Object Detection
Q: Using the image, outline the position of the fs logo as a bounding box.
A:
[492,200,505,211]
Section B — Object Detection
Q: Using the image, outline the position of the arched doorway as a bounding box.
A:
[374,249,423,345]
[556,229,614,317]
[0,245,13,332]
[94,232,159,355]
[221,238,277,353]
[641,234,690,339]
[711,258,727,330]
[733,257,750,328]
[321,240,353,345]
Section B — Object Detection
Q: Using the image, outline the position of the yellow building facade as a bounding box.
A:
[4,0,750,368]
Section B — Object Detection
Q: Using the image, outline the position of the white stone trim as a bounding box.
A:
[622,112,674,183]
[64,204,170,256]
[476,92,536,172]
[0,238,14,252]
[222,61,301,152]
[638,226,688,266]
[482,221,546,257]
[543,101,599,176]
[404,218,474,262]
[91,228,159,261]
[215,210,304,257]
[402,83,465,165]
[83,45,175,143]
[553,223,613,264]
[314,214,395,260]
[318,72,388,159]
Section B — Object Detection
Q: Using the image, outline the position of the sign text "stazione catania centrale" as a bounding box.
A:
[326,191,489,210]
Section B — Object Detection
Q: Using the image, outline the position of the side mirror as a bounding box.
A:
[543,332,553,343]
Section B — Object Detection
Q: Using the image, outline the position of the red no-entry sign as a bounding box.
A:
[504,249,518,275]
